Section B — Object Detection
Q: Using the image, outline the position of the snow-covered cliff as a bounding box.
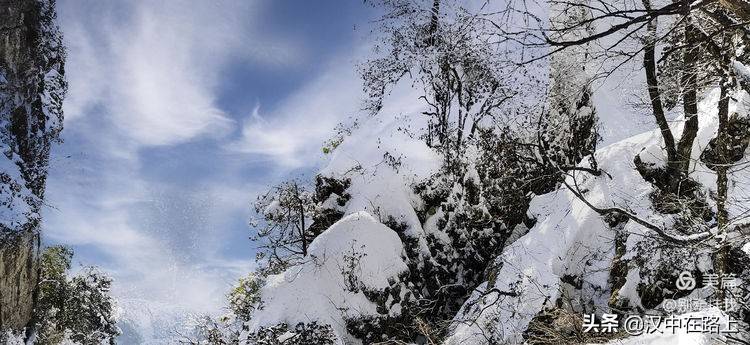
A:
[0,0,66,332]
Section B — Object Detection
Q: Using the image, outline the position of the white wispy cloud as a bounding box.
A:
[48,0,297,322]
[47,1,380,341]
[228,52,366,167]
[61,0,304,147]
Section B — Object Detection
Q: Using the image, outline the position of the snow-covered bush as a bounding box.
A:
[243,212,410,343]
[251,176,351,276]
[244,322,336,345]
[0,331,26,345]
[227,274,265,323]
[178,315,242,345]
[35,246,119,345]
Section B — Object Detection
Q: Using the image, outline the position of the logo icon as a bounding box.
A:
[676,271,696,291]
[662,298,677,313]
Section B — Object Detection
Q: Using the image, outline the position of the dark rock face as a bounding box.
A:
[0,0,65,332]
[0,233,38,331]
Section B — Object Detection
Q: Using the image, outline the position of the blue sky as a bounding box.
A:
[43,0,377,316]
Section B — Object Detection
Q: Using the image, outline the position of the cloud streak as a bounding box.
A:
[47,0,295,327]
[229,51,366,167]
[61,0,303,147]
[47,0,377,341]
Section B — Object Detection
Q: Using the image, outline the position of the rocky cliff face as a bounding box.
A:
[0,0,65,332]
[0,233,39,331]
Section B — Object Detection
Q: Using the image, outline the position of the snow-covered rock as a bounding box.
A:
[245,212,409,344]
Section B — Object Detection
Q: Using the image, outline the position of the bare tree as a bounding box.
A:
[481,0,749,232]
[251,180,315,275]
[362,0,516,166]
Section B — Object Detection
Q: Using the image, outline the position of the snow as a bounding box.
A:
[0,151,37,232]
[114,298,197,344]
[320,76,438,183]
[319,105,441,253]
[245,212,409,344]
[445,88,750,344]
[445,168,616,343]
[2,331,24,345]
[204,7,750,342]
[242,77,750,344]
[734,60,750,86]
[276,331,296,342]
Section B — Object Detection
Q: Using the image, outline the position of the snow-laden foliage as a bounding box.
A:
[251,180,317,275]
[245,322,336,345]
[0,331,25,345]
[361,0,520,163]
[0,0,66,238]
[227,274,265,324]
[251,176,352,276]
[237,86,601,345]
[35,246,120,345]
[541,0,600,172]
[445,89,750,344]
[236,65,750,345]
[243,212,410,344]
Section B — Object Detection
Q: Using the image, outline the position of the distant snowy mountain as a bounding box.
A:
[116,298,206,345]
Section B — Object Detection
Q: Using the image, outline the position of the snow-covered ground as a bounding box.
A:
[243,81,750,344]
[244,212,409,342]
[445,88,750,343]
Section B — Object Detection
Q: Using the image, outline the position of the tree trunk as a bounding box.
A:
[642,0,679,175]
[716,73,730,238]
[427,0,440,46]
[674,8,700,193]
[714,36,734,301]
[296,185,307,257]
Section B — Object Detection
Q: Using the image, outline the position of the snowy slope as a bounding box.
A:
[244,212,409,344]
[244,80,750,344]
[241,86,446,342]
[445,89,750,344]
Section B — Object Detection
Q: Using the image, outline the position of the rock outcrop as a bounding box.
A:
[0,0,65,332]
